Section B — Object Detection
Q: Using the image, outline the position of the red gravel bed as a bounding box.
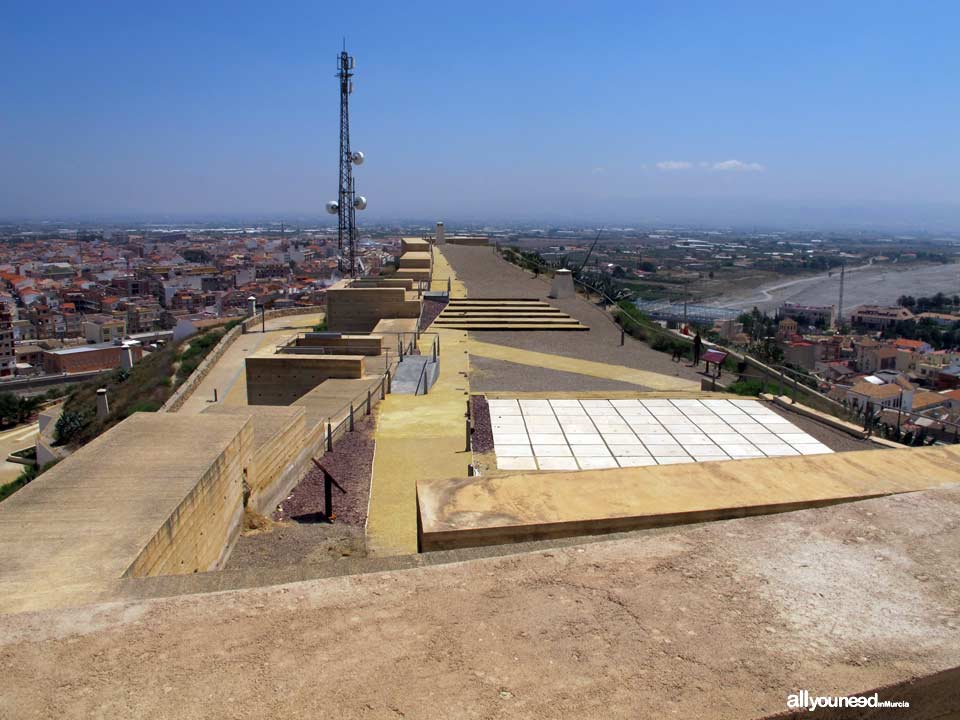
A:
[471,395,494,453]
[420,298,447,330]
[274,414,376,526]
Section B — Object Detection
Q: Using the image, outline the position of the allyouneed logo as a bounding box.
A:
[787,690,910,712]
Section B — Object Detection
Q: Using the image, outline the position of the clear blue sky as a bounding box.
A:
[2,1,959,229]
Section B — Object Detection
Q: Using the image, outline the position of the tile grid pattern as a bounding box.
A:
[488,398,834,471]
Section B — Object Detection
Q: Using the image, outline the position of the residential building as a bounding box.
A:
[42,342,143,374]
[850,305,914,330]
[83,314,127,344]
[778,302,835,328]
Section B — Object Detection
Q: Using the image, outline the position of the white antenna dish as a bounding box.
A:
[353,196,367,210]
[351,151,364,165]
[325,201,339,215]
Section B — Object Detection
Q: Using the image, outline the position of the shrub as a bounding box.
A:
[55,408,90,445]
[0,459,60,503]
[726,378,780,396]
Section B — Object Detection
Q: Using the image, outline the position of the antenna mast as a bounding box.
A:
[326,48,367,278]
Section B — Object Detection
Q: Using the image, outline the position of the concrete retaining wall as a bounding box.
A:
[327,288,420,333]
[201,405,307,515]
[351,278,415,290]
[401,238,430,254]
[246,353,365,406]
[125,419,253,577]
[162,306,324,413]
[293,334,383,356]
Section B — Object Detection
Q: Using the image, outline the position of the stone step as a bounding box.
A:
[434,323,588,331]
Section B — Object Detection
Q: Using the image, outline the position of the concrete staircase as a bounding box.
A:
[391,355,439,395]
[434,298,587,331]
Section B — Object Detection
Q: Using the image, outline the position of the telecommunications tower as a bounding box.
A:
[326,47,367,277]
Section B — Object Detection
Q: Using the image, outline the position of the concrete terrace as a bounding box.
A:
[178,310,325,412]
[0,414,251,613]
[440,243,704,392]
[2,240,960,718]
[1,485,957,719]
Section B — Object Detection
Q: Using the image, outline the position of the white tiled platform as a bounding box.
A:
[487,398,833,471]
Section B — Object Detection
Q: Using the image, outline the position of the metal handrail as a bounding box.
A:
[414,358,429,396]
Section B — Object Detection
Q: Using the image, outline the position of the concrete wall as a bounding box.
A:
[292,334,383,356]
[0,413,254,613]
[447,236,489,246]
[351,278,414,290]
[398,252,432,269]
[327,288,421,333]
[401,238,430,254]
[125,418,253,577]
[245,353,365,405]
[202,405,307,514]
[162,306,324,413]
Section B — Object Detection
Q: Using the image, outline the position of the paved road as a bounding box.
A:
[0,423,39,487]
[714,261,960,315]
[177,312,325,414]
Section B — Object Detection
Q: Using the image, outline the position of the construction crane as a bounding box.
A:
[575,227,605,274]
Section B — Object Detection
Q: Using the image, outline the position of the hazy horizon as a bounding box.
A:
[3,2,959,231]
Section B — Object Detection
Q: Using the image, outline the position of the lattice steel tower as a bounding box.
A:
[326,48,367,277]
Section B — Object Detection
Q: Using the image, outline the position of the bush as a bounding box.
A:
[55,408,90,445]
[726,378,780,396]
[55,323,230,449]
[0,393,42,426]
[0,459,60,503]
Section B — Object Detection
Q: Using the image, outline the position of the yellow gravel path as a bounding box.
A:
[366,249,470,555]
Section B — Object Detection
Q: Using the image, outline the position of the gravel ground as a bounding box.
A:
[470,395,493,453]
[275,413,376,526]
[769,404,881,453]
[470,356,645,393]
[419,297,446,330]
[226,414,377,569]
[440,245,703,383]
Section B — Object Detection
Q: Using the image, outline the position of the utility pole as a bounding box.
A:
[326,46,367,278]
[837,263,845,330]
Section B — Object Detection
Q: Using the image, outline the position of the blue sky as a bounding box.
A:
[1,1,959,228]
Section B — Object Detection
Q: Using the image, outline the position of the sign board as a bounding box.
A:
[702,349,728,365]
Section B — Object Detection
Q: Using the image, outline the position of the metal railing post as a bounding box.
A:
[465,416,472,451]
[386,368,392,394]
[213,388,218,402]
[349,403,354,432]
[366,389,371,415]
[620,328,625,346]
[326,421,333,452]
[432,337,437,363]
[380,376,386,400]
[778,369,785,396]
